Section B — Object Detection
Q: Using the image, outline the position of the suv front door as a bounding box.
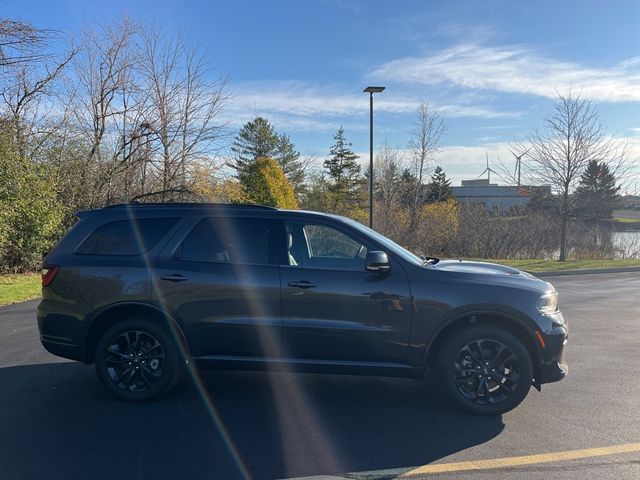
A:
[279,220,412,364]
[152,215,283,359]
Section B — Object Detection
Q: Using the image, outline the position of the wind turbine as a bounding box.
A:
[507,147,531,186]
[478,153,498,184]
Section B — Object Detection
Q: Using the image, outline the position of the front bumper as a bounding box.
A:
[539,311,568,384]
[542,336,568,383]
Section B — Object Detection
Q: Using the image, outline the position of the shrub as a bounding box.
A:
[413,199,459,255]
[239,157,298,209]
[0,137,63,272]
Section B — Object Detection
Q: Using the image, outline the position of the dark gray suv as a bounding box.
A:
[37,203,567,415]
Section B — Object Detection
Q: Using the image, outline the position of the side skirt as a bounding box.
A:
[192,355,424,379]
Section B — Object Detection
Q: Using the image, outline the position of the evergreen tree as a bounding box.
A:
[574,160,621,220]
[229,117,305,192]
[229,117,279,173]
[398,168,419,208]
[275,133,305,191]
[323,127,364,210]
[425,165,453,203]
[300,172,333,212]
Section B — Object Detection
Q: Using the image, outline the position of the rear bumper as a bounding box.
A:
[40,336,83,361]
[37,303,85,362]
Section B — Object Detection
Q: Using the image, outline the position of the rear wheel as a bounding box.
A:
[95,318,183,401]
[438,325,533,415]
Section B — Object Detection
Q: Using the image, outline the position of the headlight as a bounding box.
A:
[537,291,558,314]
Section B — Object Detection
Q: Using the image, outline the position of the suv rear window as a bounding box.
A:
[181,217,273,264]
[76,218,178,255]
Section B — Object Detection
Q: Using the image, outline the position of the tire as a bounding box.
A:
[95,317,184,401]
[438,325,533,416]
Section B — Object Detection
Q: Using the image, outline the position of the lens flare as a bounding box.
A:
[128,207,343,478]
[126,206,251,479]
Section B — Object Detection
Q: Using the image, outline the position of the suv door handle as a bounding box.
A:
[160,274,189,282]
[287,280,316,289]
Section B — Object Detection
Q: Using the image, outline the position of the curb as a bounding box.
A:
[530,266,640,277]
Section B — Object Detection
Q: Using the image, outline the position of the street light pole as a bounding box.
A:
[363,86,385,229]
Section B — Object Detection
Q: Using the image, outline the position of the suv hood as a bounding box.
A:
[431,259,553,293]
[433,259,531,277]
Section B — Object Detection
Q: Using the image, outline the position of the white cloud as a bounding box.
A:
[223,80,518,131]
[372,43,640,103]
[432,103,517,119]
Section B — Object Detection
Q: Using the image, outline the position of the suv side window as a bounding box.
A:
[286,222,368,270]
[181,217,273,265]
[76,218,178,255]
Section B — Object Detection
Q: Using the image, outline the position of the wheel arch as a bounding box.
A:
[83,302,190,364]
[424,308,544,389]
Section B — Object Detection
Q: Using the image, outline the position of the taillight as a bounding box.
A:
[42,265,60,287]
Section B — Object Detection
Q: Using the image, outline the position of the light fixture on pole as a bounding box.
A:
[363,86,385,228]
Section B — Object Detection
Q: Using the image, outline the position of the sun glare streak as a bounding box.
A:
[216,216,344,475]
[126,205,252,480]
[129,206,344,478]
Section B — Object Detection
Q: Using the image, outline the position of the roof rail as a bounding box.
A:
[102,202,277,210]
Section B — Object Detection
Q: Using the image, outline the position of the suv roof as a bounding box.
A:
[76,202,279,219]
[76,203,351,223]
[104,202,278,210]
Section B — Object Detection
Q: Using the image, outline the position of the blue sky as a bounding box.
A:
[5,0,640,187]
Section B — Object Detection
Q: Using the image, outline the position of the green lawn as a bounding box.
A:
[468,258,640,272]
[0,274,41,306]
[612,217,640,224]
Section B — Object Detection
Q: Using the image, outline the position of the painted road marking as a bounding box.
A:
[400,442,640,476]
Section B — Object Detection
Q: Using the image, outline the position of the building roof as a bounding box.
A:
[452,183,551,199]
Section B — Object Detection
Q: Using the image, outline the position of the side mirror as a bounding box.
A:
[365,251,391,272]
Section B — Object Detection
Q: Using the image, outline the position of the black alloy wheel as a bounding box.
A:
[439,325,533,415]
[95,318,183,401]
[452,338,520,405]
[104,330,165,392]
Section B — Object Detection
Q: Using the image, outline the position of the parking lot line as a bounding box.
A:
[400,442,640,476]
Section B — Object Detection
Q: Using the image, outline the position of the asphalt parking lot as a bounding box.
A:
[1,272,639,480]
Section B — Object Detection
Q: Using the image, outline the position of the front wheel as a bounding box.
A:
[95,318,183,401]
[438,325,533,415]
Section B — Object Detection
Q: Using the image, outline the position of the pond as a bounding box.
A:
[613,231,640,259]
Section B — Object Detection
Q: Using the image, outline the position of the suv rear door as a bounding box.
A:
[151,215,283,358]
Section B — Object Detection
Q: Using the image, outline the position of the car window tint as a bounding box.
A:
[286,222,368,270]
[77,218,178,255]
[305,224,364,258]
[181,217,272,264]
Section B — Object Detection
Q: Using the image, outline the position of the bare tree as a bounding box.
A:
[374,142,405,234]
[0,19,76,158]
[407,102,445,225]
[68,17,141,206]
[139,27,229,200]
[0,19,52,67]
[527,93,629,261]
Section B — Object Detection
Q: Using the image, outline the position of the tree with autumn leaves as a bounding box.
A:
[238,157,298,209]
